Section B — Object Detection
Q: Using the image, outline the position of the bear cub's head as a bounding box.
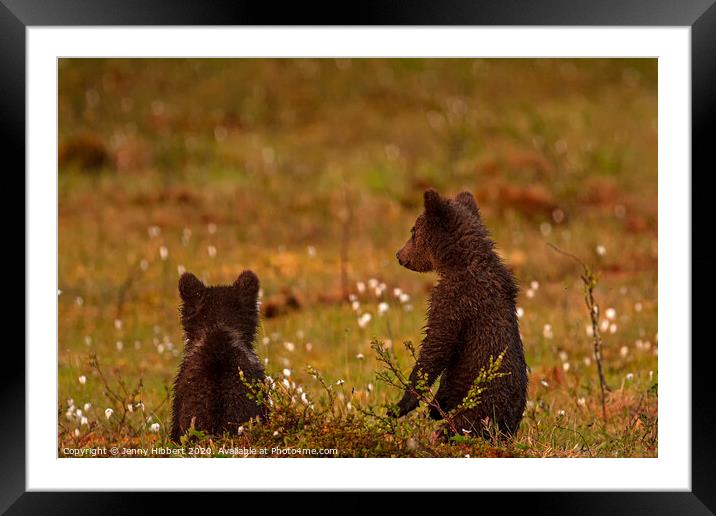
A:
[178,270,260,343]
[396,188,482,272]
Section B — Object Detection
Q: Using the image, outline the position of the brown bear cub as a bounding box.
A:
[393,189,528,437]
[171,270,266,441]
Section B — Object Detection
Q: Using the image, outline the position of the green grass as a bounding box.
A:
[58,58,657,457]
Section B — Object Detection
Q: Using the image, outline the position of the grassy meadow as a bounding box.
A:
[58,58,658,458]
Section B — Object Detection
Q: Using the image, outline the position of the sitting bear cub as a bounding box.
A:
[171,270,266,441]
[393,189,528,437]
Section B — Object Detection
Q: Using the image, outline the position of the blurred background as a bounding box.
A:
[58,59,658,455]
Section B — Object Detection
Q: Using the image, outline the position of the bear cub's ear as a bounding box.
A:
[234,270,260,300]
[179,272,205,302]
[455,191,479,216]
[423,188,450,220]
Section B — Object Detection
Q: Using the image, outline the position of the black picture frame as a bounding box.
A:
[5,0,714,512]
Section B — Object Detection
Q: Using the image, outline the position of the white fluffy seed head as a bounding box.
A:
[358,313,372,328]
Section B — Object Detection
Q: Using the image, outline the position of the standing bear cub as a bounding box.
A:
[171,270,266,441]
[393,189,528,437]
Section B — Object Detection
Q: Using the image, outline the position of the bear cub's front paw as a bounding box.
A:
[394,392,419,417]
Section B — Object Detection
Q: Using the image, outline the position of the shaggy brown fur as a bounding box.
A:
[393,189,528,437]
[171,270,266,441]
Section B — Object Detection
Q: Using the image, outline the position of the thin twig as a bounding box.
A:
[116,261,142,320]
[339,185,353,301]
[547,243,609,423]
